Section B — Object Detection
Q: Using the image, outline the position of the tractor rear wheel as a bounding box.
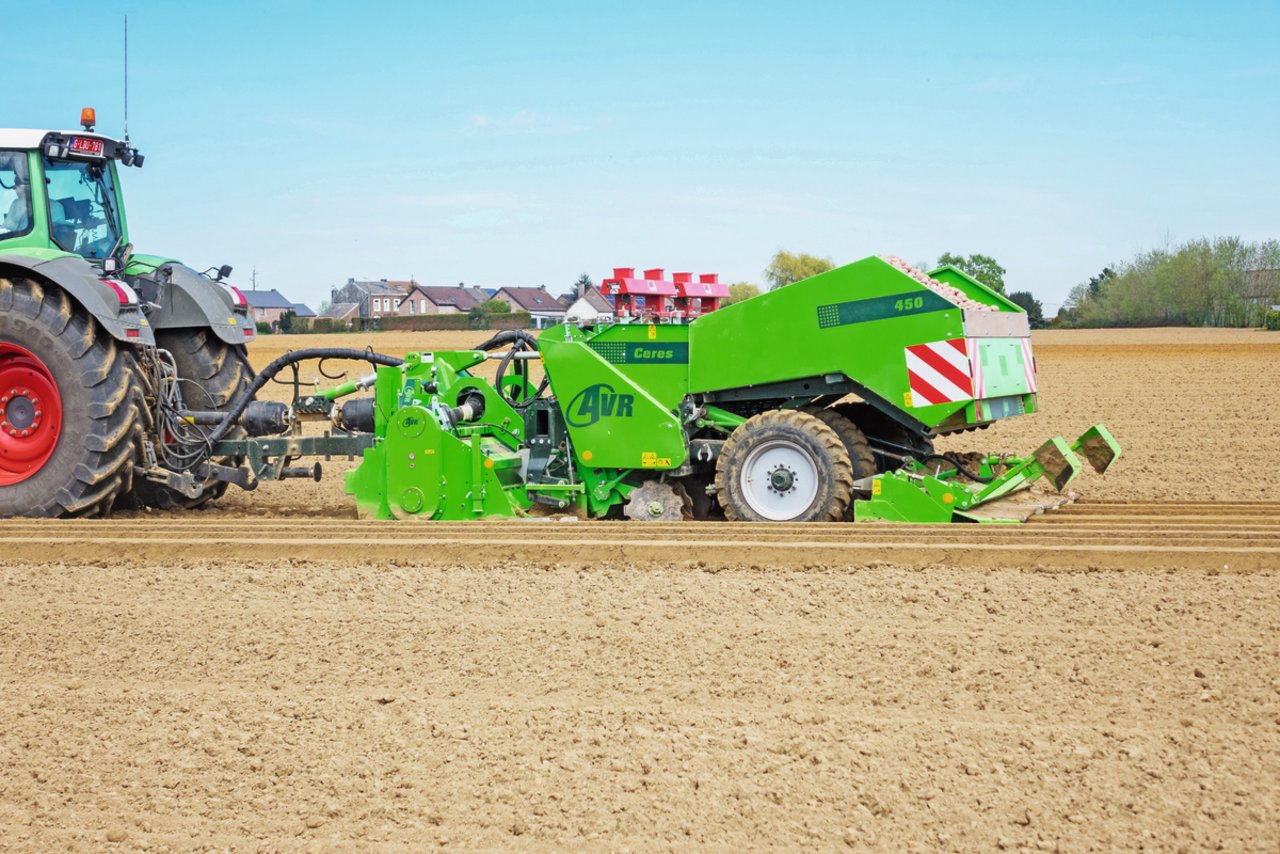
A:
[0,276,144,517]
[715,409,853,523]
[130,328,252,509]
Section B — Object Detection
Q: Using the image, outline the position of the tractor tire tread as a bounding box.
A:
[0,277,144,518]
[715,408,854,523]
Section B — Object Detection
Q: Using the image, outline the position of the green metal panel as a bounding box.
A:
[109,160,130,248]
[538,324,689,470]
[344,352,531,520]
[976,339,1031,397]
[688,257,968,427]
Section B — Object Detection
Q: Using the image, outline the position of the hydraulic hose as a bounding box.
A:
[473,330,547,407]
[920,453,997,484]
[473,329,539,352]
[208,348,404,444]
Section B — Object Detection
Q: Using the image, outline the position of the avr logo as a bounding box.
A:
[566,383,635,427]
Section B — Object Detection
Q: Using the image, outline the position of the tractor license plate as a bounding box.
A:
[70,137,105,156]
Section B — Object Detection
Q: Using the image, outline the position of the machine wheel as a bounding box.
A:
[803,407,876,481]
[715,409,853,522]
[833,402,934,472]
[625,480,693,522]
[0,276,144,517]
[131,328,252,509]
[804,406,877,519]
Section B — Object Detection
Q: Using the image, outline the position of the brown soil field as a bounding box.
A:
[1,328,1278,850]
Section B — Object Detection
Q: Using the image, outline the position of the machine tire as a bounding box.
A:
[715,409,853,523]
[804,406,877,519]
[131,328,252,509]
[833,402,934,472]
[804,407,876,480]
[0,276,144,517]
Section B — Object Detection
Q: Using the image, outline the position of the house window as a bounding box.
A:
[394,299,402,309]
[420,298,428,313]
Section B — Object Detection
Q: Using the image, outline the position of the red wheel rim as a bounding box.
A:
[0,343,63,486]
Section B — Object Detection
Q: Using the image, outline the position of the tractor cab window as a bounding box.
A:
[0,151,32,238]
[43,157,122,259]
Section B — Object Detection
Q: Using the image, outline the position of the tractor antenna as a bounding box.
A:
[123,15,130,143]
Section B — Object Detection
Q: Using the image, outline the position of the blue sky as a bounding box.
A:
[4,1,1277,312]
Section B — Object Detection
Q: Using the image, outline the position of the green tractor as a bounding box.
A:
[0,109,254,516]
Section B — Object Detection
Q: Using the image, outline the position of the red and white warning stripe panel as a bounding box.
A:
[905,338,973,406]
[1019,336,1038,393]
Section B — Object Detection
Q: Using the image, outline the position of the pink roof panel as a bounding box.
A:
[603,276,678,297]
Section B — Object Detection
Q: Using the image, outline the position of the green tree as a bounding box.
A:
[1006,291,1046,328]
[763,250,834,290]
[278,309,298,333]
[724,282,761,306]
[936,252,1007,294]
[468,298,512,329]
[574,273,593,299]
[1054,238,1280,328]
[1087,267,1116,300]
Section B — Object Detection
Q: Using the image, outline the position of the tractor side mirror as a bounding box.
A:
[217,265,233,281]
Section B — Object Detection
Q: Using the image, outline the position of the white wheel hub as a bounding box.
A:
[739,439,819,521]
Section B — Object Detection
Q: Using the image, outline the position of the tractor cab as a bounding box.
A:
[0,108,143,267]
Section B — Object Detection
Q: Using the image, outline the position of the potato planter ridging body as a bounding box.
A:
[341,259,1120,523]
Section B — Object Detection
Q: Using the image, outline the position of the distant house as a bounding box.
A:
[242,289,316,328]
[397,285,482,316]
[319,302,359,324]
[461,285,495,304]
[330,278,410,319]
[565,286,616,323]
[493,286,567,327]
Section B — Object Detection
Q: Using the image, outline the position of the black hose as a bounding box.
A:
[208,348,404,444]
[474,329,545,407]
[473,329,538,352]
[920,453,997,484]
